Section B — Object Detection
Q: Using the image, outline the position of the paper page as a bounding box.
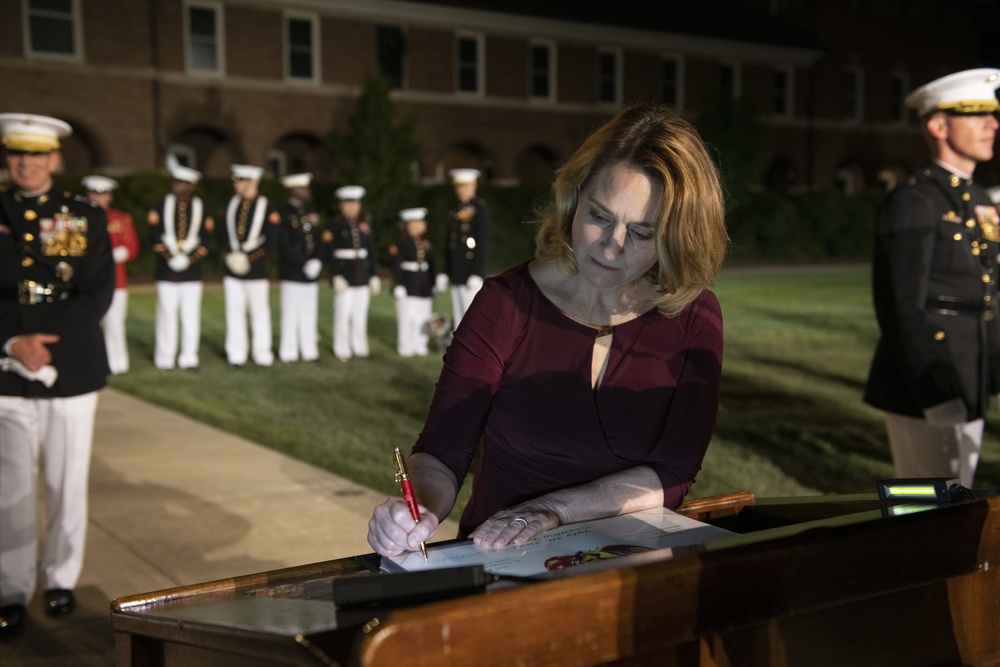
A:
[385,507,734,577]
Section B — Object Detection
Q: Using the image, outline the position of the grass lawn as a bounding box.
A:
[107,264,1000,518]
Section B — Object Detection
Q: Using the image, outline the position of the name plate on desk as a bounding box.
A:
[385,507,735,577]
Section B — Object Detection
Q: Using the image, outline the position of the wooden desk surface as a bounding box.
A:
[111,491,1000,667]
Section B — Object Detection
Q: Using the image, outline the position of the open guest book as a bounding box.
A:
[382,507,736,578]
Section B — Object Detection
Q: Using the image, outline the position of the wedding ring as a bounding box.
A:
[511,517,528,529]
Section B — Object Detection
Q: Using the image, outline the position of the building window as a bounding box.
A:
[844,67,864,121]
[24,0,81,60]
[773,66,793,116]
[266,149,287,179]
[719,61,741,99]
[285,13,318,82]
[529,40,555,101]
[185,1,224,74]
[661,56,683,108]
[889,71,909,123]
[598,48,622,105]
[377,25,406,89]
[168,143,198,170]
[456,33,483,94]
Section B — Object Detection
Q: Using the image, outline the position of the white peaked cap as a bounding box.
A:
[281,172,313,188]
[905,68,1000,117]
[0,113,72,152]
[170,164,202,183]
[335,185,366,200]
[449,168,481,184]
[399,207,428,221]
[231,164,264,180]
[82,175,118,193]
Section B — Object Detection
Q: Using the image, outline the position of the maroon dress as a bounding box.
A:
[413,262,724,537]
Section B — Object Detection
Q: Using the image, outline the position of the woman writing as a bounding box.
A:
[367,105,728,555]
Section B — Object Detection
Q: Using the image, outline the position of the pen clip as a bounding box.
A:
[392,447,407,483]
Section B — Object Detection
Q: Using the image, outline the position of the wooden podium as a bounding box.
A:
[110,491,1000,666]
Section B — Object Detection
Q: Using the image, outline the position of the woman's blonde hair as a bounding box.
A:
[534,104,728,315]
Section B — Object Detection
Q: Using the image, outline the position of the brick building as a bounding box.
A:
[0,0,997,191]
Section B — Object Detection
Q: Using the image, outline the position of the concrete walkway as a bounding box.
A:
[1,387,455,666]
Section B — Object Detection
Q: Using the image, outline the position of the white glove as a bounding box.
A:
[303,258,322,280]
[0,357,58,388]
[435,274,449,293]
[369,275,382,296]
[167,253,191,272]
[466,274,484,291]
[393,285,406,300]
[225,251,250,276]
[332,275,348,293]
[113,246,130,264]
[923,398,967,426]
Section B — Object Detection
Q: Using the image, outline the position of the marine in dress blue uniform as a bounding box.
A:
[276,173,323,362]
[391,207,436,356]
[322,185,380,360]
[440,168,493,327]
[148,161,214,370]
[218,164,279,367]
[864,69,1000,487]
[0,114,114,636]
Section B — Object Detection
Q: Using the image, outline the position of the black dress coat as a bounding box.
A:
[0,186,114,398]
[276,199,323,283]
[444,196,493,284]
[864,162,1000,420]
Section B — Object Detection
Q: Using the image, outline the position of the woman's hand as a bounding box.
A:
[469,501,563,548]
[367,497,439,557]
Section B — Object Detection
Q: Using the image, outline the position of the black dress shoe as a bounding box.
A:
[0,604,26,638]
[43,589,75,617]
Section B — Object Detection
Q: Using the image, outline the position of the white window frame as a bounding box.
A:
[284,10,320,83]
[184,0,225,76]
[529,39,556,102]
[455,31,484,96]
[844,66,865,122]
[597,46,623,107]
[772,65,794,118]
[23,0,83,62]
[660,54,685,109]
[719,59,742,99]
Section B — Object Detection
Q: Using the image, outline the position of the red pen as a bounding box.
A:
[392,447,428,561]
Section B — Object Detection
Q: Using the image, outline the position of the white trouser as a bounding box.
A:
[102,288,129,374]
[884,412,984,488]
[0,392,99,606]
[333,286,370,359]
[396,295,432,357]
[279,281,319,362]
[451,282,483,328]
[224,277,273,366]
[155,281,203,370]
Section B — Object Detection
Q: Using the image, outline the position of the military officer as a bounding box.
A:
[865,69,1000,487]
[218,164,279,367]
[276,172,323,363]
[0,113,114,636]
[390,207,436,357]
[439,168,493,326]
[323,185,380,361]
[84,175,138,374]
[149,160,214,371]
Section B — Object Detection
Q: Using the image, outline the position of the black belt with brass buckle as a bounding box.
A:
[18,280,72,305]
[926,295,994,320]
